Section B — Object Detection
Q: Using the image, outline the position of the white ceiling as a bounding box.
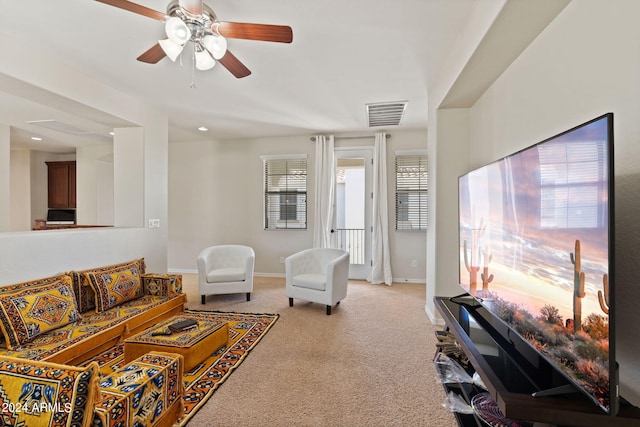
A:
[0,0,481,150]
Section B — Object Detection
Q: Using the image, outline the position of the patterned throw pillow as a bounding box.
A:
[70,258,146,313]
[0,277,81,350]
[70,270,97,313]
[0,356,99,427]
[86,260,145,312]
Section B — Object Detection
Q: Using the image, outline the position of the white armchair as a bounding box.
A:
[285,248,349,315]
[197,245,255,304]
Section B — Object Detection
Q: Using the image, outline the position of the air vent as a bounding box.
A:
[366,101,407,127]
[26,120,91,135]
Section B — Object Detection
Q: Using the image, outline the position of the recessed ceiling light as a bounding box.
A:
[198,126,208,132]
[109,131,114,136]
[31,136,42,141]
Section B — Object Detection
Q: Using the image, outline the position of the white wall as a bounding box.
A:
[76,143,114,226]
[0,124,9,232]
[168,129,428,281]
[425,0,509,320]
[96,154,114,226]
[386,131,429,281]
[0,33,170,283]
[432,0,640,408]
[9,149,30,231]
[114,127,144,228]
[425,108,470,321]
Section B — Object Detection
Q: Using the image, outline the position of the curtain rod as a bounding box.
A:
[310,134,391,142]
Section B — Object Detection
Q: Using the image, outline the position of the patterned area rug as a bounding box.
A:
[83,309,279,426]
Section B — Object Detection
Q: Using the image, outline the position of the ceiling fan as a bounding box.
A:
[95,0,293,78]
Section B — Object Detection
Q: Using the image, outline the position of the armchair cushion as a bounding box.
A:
[206,267,245,283]
[291,273,326,291]
[0,276,81,350]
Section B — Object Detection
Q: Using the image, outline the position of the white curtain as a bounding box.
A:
[367,132,393,285]
[312,135,335,248]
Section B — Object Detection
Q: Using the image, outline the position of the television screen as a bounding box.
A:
[458,113,615,413]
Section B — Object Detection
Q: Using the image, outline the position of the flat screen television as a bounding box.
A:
[458,113,616,414]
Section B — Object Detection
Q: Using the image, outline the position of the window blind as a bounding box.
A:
[395,154,428,230]
[538,140,606,229]
[264,158,307,229]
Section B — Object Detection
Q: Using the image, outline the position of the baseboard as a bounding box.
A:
[254,272,285,278]
[393,278,426,284]
[168,268,197,274]
[425,303,445,326]
[167,269,424,285]
[167,269,285,278]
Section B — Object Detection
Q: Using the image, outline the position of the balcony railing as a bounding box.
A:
[332,228,365,265]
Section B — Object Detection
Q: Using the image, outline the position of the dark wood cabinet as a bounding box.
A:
[46,161,76,208]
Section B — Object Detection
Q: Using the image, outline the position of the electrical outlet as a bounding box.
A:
[279,257,285,264]
[148,219,160,228]
[411,259,417,268]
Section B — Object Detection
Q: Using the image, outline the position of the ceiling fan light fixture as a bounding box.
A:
[97,0,293,78]
[202,34,227,60]
[158,38,184,62]
[165,17,191,44]
[195,48,216,71]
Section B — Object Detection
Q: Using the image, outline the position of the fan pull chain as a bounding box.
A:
[190,44,197,89]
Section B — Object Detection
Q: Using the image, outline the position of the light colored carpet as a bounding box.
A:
[182,274,458,427]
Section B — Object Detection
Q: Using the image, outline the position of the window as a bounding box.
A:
[395,152,428,230]
[538,140,607,229]
[262,155,307,229]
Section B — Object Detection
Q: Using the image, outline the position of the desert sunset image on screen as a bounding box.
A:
[459,115,612,411]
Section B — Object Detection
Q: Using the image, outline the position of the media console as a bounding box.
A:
[434,296,640,427]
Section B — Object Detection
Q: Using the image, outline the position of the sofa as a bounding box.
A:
[0,258,186,426]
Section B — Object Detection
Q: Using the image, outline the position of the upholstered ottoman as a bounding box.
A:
[142,273,183,296]
[124,315,228,372]
[94,351,183,427]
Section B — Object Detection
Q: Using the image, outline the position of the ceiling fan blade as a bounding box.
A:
[215,22,293,43]
[95,0,166,21]
[219,51,252,78]
[178,0,203,16]
[137,43,167,64]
